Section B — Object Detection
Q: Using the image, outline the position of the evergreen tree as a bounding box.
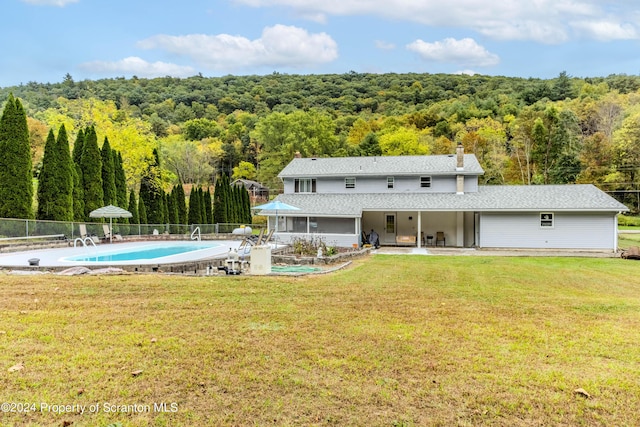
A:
[213,178,225,224]
[138,192,147,225]
[204,188,213,224]
[199,188,207,225]
[101,137,116,205]
[37,126,73,221]
[36,129,58,220]
[188,187,202,225]
[72,165,84,221]
[128,189,139,224]
[0,94,33,219]
[174,180,187,224]
[114,151,128,208]
[167,187,178,232]
[72,128,84,165]
[241,185,252,224]
[139,148,164,224]
[56,124,74,221]
[80,126,103,219]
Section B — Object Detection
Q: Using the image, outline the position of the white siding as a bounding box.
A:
[283,176,479,194]
[479,212,616,250]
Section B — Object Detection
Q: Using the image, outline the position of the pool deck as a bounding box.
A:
[0,240,246,273]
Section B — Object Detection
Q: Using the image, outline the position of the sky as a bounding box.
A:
[2,0,640,87]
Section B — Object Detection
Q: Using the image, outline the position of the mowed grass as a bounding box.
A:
[2,255,640,426]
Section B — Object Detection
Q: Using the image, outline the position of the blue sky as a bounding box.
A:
[2,0,640,87]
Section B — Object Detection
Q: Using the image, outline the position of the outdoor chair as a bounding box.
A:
[102,224,123,242]
[436,231,445,247]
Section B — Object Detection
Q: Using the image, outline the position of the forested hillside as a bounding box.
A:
[2,71,640,212]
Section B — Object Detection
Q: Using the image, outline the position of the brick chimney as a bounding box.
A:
[294,151,302,158]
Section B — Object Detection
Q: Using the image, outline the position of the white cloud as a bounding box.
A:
[138,25,338,70]
[406,38,499,67]
[79,57,196,78]
[231,0,640,43]
[21,0,78,6]
[571,20,639,41]
[455,70,477,76]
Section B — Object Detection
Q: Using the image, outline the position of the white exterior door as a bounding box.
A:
[383,213,396,245]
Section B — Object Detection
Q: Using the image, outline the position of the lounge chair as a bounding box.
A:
[259,229,275,245]
[78,224,100,244]
[102,224,123,242]
[436,231,445,247]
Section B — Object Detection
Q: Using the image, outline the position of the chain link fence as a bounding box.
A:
[0,218,260,241]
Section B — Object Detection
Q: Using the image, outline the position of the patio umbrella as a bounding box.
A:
[253,200,300,232]
[89,205,133,243]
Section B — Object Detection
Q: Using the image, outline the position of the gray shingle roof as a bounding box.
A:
[278,154,484,178]
[260,185,628,217]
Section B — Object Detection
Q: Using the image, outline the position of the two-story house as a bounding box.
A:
[260,145,628,251]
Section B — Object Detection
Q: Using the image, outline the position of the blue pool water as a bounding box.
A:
[65,243,222,262]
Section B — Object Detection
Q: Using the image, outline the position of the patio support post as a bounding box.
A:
[417,212,422,248]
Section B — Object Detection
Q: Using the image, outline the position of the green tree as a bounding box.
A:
[80,126,104,219]
[188,187,202,225]
[137,191,147,225]
[0,94,33,219]
[231,161,257,180]
[114,151,128,208]
[101,137,117,205]
[36,129,59,220]
[139,149,164,225]
[173,180,188,224]
[36,125,73,220]
[128,189,139,225]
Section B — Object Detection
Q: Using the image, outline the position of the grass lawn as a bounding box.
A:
[2,255,640,426]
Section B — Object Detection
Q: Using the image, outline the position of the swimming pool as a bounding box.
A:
[64,242,223,262]
[0,240,242,268]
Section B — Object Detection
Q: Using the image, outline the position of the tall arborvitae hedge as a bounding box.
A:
[100,137,116,206]
[0,94,33,219]
[80,126,103,219]
[213,178,225,224]
[71,130,85,221]
[71,128,84,165]
[55,124,74,222]
[128,189,139,224]
[72,164,84,221]
[188,187,202,225]
[140,148,164,225]
[36,129,58,220]
[37,125,73,221]
[137,191,147,225]
[204,188,213,224]
[167,188,178,232]
[174,180,187,225]
[114,151,127,208]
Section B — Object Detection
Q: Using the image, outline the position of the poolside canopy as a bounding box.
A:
[89,205,132,243]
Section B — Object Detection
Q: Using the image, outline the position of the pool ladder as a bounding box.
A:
[191,226,201,241]
[73,237,97,248]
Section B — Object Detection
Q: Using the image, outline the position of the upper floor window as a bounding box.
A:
[420,176,432,188]
[345,177,356,189]
[387,177,394,189]
[294,178,316,193]
[540,212,554,228]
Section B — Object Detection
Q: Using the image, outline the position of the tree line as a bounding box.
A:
[2,71,640,212]
[0,94,252,226]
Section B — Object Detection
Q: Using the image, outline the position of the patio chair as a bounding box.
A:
[260,229,275,245]
[102,224,123,242]
[436,231,445,247]
[78,224,100,244]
